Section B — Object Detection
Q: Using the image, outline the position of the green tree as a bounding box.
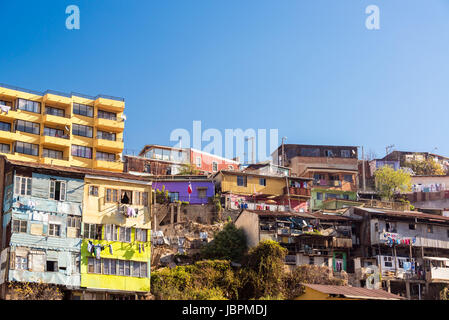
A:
[404,159,446,176]
[177,163,200,175]
[374,166,412,201]
[240,240,288,299]
[201,223,248,262]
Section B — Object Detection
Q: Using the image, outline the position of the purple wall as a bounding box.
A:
[152,180,215,204]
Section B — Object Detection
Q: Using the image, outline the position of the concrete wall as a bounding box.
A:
[234,211,260,248]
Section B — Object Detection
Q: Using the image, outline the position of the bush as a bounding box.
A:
[201,223,248,262]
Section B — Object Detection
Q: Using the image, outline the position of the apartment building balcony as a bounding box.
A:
[41,134,71,148]
[39,156,71,167]
[15,131,41,144]
[94,97,125,113]
[95,117,125,131]
[43,91,72,107]
[94,158,124,171]
[0,130,18,142]
[43,112,71,126]
[284,186,311,197]
[94,138,124,153]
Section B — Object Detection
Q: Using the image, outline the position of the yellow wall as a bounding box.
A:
[0,85,125,171]
[219,172,287,196]
[80,176,152,292]
[296,288,359,300]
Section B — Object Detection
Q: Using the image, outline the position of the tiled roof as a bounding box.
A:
[303,284,404,300]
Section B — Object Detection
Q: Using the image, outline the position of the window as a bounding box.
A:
[212,161,218,172]
[409,224,416,230]
[341,150,351,158]
[106,189,119,202]
[386,222,397,233]
[135,229,147,242]
[71,145,92,159]
[44,127,66,138]
[0,121,11,132]
[15,120,40,135]
[87,257,101,274]
[49,180,66,201]
[324,150,334,157]
[73,103,93,117]
[343,175,353,182]
[142,192,149,206]
[121,190,133,204]
[259,178,266,186]
[134,191,142,205]
[105,224,118,241]
[16,98,40,113]
[12,220,27,233]
[46,260,58,272]
[427,225,433,233]
[84,223,102,240]
[300,148,320,157]
[15,256,28,270]
[384,256,393,267]
[72,123,93,138]
[237,176,247,187]
[103,259,111,275]
[124,260,130,276]
[316,192,323,200]
[374,223,379,232]
[14,176,32,195]
[144,163,151,173]
[0,100,12,107]
[168,192,179,202]
[97,130,116,141]
[119,227,132,243]
[45,106,65,117]
[132,261,140,277]
[48,223,61,237]
[96,151,115,162]
[89,186,99,196]
[197,188,207,199]
[97,109,117,120]
[118,260,125,276]
[196,156,201,168]
[309,256,315,265]
[67,215,81,237]
[0,143,10,153]
[15,141,39,156]
[43,148,63,160]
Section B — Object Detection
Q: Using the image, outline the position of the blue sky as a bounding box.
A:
[1,1,448,163]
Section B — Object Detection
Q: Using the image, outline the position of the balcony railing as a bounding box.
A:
[43,133,70,139]
[96,135,123,142]
[284,186,311,197]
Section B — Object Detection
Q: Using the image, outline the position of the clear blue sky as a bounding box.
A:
[1,1,448,162]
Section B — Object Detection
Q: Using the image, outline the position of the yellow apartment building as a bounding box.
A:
[0,83,125,172]
[75,173,153,299]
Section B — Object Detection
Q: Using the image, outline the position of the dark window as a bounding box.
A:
[0,121,11,132]
[46,260,58,272]
[409,224,416,230]
[16,98,40,113]
[341,150,351,158]
[44,127,67,138]
[15,120,40,135]
[300,148,320,157]
[84,223,102,240]
[15,141,39,156]
[97,110,117,120]
[96,151,116,162]
[97,130,116,141]
[71,145,92,159]
[121,190,133,204]
[89,186,99,196]
[45,106,65,117]
[119,227,131,243]
[12,220,27,233]
[316,192,323,200]
[259,178,266,186]
[49,180,66,201]
[168,192,179,202]
[72,123,93,138]
[43,148,63,159]
[73,103,93,117]
[343,175,353,182]
[237,176,247,187]
[0,143,10,153]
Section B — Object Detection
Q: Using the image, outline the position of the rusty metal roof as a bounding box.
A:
[303,284,404,300]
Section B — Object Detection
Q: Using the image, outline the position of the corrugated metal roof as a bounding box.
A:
[355,207,449,223]
[303,284,404,300]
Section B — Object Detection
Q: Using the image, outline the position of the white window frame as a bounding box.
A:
[105,224,118,241]
[48,223,61,237]
[49,180,66,201]
[119,227,132,243]
[212,161,218,172]
[196,156,201,168]
[14,176,32,196]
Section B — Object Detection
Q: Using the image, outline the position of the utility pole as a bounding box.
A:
[362,146,366,192]
[281,137,287,166]
[386,144,395,157]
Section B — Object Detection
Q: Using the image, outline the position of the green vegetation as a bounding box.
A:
[374,166,412,201]
[151,238,344,300]
[404,159,446,176]
[177,163,200,175]
[201,223,247,262]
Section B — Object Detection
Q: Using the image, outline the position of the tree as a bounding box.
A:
[374,166,411,201]
[239,240,288,299]
[201,223,247,262]
[8,282,64,300]
[403,159,446,176]
[177,164,200,175]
